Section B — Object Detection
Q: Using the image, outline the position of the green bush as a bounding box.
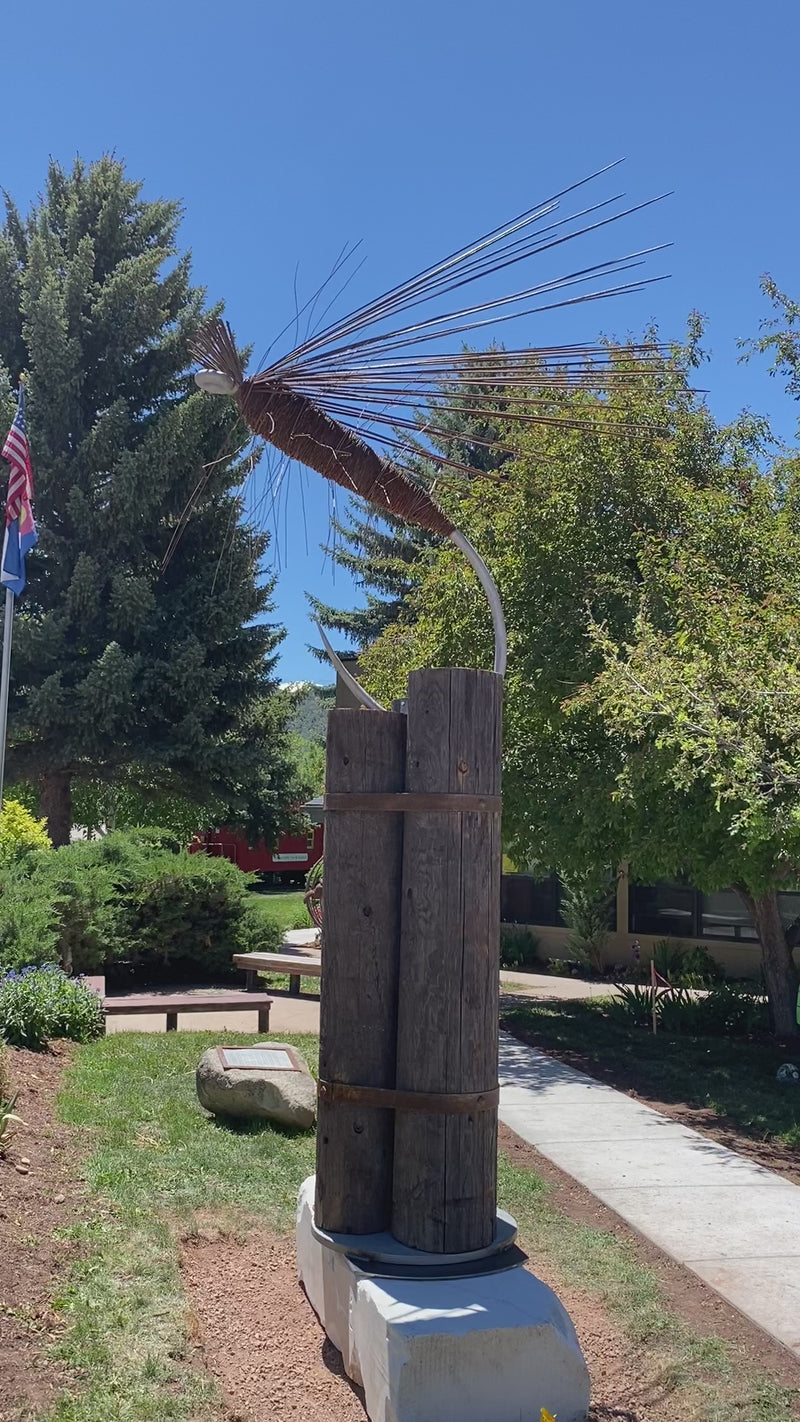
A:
[679,944,725,986]
[612,982,657,1027]
[0,965,105,1049]
[500,927,541,971]
[0,799,51,859]
[652,939,724,988]
[0,858,62,971]
[121,849,281,979]
[612,979,768,1037]
[559,869,616,973]
[547,957,575,977]
[0,830,281,983]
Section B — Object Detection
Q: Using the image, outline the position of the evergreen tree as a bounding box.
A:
[0,156,294,845]
[307,372,512,650]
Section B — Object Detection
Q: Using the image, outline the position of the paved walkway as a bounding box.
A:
[105,989,320,1037]
[500,968,619,1000]
[498,1031,800,1357]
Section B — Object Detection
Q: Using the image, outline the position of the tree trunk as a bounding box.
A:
[739,887,798,1038]
[40,770,73,848]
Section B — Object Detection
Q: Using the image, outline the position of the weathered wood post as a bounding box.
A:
[392,667,502,1253]
[315,708,406,1234]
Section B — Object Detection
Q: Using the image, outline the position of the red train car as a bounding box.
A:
[192,820,324,887]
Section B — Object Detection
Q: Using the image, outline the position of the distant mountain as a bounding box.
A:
[287,683,335,743]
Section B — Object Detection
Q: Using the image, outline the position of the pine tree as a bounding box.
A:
[0,156,294,845]
[308,373,512,650]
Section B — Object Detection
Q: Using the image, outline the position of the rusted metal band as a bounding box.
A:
[318,1079,499,1115]
[323,792,502,814]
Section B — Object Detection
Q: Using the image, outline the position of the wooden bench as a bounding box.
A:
[233,952,322,997]
[102,990,273,1033]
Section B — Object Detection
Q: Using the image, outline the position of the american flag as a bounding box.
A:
[1,385,37,596]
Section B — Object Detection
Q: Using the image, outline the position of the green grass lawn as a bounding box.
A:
[247,888,311,934]
[501,997,800,1149]
[45,1030,798,1422]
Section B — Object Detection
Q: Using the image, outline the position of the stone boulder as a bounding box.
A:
[196,1042,316,1129]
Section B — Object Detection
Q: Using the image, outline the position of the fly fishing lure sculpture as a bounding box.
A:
[191,165,666,1421]
[191,163,666,701]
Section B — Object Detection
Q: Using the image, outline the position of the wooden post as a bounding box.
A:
[315,708,406,1234]
[392,668,502,1254]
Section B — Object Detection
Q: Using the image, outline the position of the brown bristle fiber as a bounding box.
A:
[237,377,455,538]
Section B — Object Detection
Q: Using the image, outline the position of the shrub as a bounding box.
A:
[500,927,541,971]
[612,982,657,1028]
[560,870,616,973]
[0,830,282,982]
[652,939,724,988]
[612,979,768,1037]
[121,850,281,979]
[0,799,51,859]
[547,957,575,977]
[679,944,724,987]
[0,859,62,972]
[0,966,105,1049]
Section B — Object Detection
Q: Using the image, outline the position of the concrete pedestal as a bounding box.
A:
[296,1177,589,1422]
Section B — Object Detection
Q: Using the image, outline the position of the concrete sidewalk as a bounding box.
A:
[105,990,320,1036]
[500,969,619,1000]
[498,1031,800,1358]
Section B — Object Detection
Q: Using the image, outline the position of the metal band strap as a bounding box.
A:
[318,1079,499,1115]
[323,792,502,814]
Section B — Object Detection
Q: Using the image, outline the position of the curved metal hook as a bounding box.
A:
[315,622,386,711]
[449,530,507,677]
[315,531,506,707]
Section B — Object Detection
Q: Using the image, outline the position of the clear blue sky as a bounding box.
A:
[4,0,799,679]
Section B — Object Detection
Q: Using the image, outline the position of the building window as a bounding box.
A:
[630,881,764,943]
[628,881,696,938]
[700,890,758,941]
[500,873,565,927]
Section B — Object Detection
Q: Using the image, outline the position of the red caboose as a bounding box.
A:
[192,812,324,887]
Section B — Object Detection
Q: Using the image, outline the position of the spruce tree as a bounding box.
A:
[0,156,294,845]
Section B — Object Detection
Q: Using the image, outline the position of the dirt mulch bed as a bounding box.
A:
[0,1044,84,1422]
[500,999,800,1187]
[181,1227,653,1422]
[182,1232,367,1421]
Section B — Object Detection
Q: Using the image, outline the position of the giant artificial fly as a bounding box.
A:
[189,163,669,706]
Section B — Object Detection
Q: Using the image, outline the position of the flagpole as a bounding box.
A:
[0,586,14,810]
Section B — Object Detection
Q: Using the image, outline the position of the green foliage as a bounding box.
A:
[612,982,657,1028]
[559,870,616,972]
[0,155,295,843]
[359,325,800,1031]
[547,957,575,977]
[500,926,541,971]
[652,938,724,987]
[287,733,326,798]
[283,684,333,798]
[0,965,104,1049]
[0,831,281,981]
[0,798,51,858]
[612,980,769,1037]
[286,683,334,741]
[0,857,62,971]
